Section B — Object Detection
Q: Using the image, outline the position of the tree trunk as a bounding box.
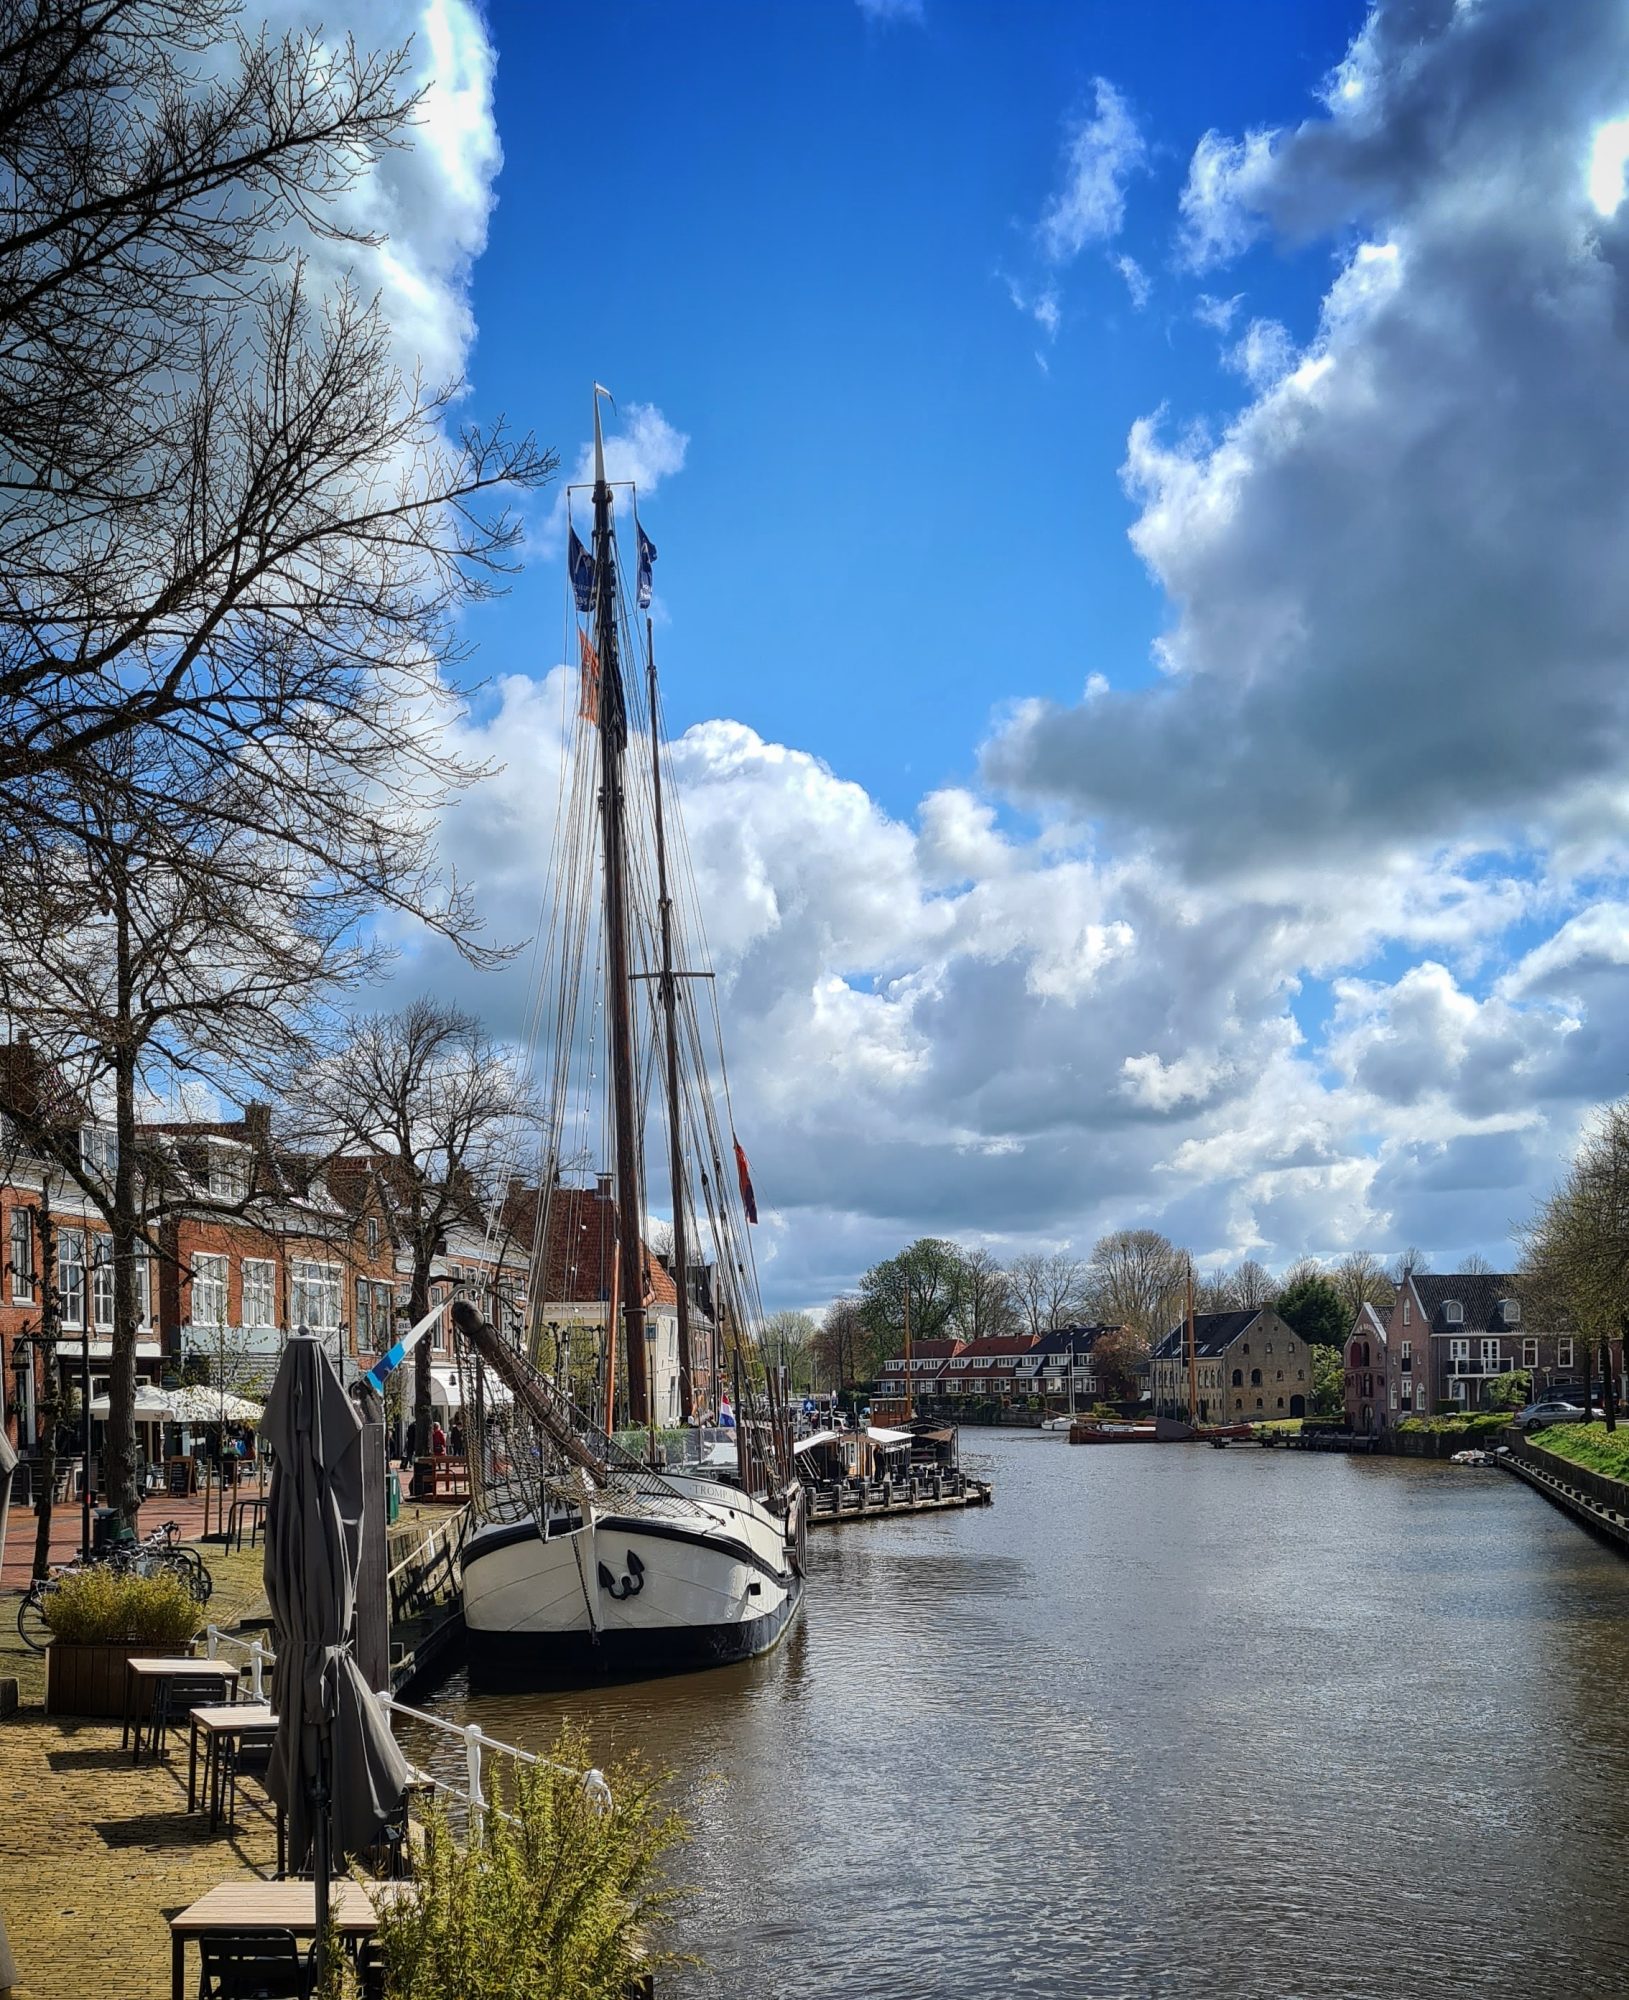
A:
[411,1256,432,1493]
[1582,1333,1595,1419]
[1601,1337,1617,1433]
[31,1198,60,1581]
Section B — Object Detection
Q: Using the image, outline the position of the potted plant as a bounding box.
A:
[42,1567,201,1716]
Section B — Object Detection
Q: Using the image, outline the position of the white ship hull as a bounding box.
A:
[462,1478,802,1686]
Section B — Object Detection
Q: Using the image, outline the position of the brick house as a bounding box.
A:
[1150,1308,1311,1423]
[1028,1325,1120,1410]
[1381,1272,1622,1416]
[1343,1300,1391,1433]
[873,1338,963,1413]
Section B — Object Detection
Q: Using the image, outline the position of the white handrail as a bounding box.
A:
[376,1690,611,1814]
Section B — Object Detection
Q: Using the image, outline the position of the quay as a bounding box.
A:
[806,1466,993,1525]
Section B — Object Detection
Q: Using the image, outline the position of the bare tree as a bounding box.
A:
[1390,1245,1431,1283]
[1008,1250,1086,1337]
[1084,1229,1184,1346]
[297,1000,538,1459]
[1333,1251,1394,1322]
[761,1311,818,1396]
[956,1247,1019,1341]
[811,1294,871,1395]
[1458,1251,1495,1274]
[1232,1259,1277,1309]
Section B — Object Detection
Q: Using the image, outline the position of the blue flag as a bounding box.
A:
[569,528,596,613]
[637,523,657,610]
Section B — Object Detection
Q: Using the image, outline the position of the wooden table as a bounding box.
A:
[185,1703,275,1827]
[168,1879,415,2000]
[122,1656,241,1761]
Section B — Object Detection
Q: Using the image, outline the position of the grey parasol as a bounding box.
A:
[262,1335,408,1946]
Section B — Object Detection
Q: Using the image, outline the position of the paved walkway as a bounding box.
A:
[0,1711,280,2000]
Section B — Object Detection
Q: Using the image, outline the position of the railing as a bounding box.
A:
[386,1504,470,1627]
[375,1691,612,1833]
[200,1624,613,1830]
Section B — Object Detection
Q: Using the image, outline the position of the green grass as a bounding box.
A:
[1527,1420,1629,1482]
[1395,1411,1512,1438]
[1253,1419,1305,1436]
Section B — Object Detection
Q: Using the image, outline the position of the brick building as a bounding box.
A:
[1150,1307,1311,1423]
[1379,1272,1623,1417]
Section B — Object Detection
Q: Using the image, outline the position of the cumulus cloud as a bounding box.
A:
[987,0,1629,887]
[1039,79,1148,262]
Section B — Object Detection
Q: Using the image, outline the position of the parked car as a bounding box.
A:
[1516,1398,1597,1432]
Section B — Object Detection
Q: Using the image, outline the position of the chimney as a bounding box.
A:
[243,1102,271,1146]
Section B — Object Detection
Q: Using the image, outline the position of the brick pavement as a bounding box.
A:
[0,1711,281,2000]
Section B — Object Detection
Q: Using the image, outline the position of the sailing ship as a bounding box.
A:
[437,387,804,1684]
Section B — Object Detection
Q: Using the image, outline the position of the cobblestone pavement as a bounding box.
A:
[0,1710,280,2000]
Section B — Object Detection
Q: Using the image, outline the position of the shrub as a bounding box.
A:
[42,1567,200,1647]
[370,1726,689,2000]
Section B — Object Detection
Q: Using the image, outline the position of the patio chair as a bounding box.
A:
[149,1671,237,1761]
[197,1929,313,2000]
[221,1725,277,1838]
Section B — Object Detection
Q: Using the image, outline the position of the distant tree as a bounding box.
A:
[1232,1260,1277,1310]
[1518,1100,1629,1431]
[1194,1269,1237,1314]
[295,1001,539,1454]
[1391,1246,1431,1283]
[1333,1251,1394,1322]
[1274,1273,1348,1351]
[1091,1327,1143,1404]
[1007,1249,1084,1337]
[761,1311,818,1395]
[1084,1230,1184,1346]
[811,1295,876,1395]
[859,1239,965,1350]
[1277,1256,1324,1291]
[954,1248,1018,1341]
[1309,1345,1345,1419]
[1459,1251,1495,1274]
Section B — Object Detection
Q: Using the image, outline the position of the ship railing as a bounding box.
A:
[200,1627,613,1831]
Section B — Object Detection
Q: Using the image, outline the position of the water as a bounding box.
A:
[408,1433,1629,1998]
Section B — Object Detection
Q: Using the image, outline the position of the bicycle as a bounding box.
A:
[13,1524,213,1649]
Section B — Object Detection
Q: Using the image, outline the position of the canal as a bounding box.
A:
[411,1432,1629,1998]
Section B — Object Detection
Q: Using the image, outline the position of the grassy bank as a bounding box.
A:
[1395,1411,1512,1441]
[1528,1420,1629,1483]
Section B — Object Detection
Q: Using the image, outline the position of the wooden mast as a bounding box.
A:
[1186,1256,1199,1425]
[590,387,650,1428]
[648,619,693,1423]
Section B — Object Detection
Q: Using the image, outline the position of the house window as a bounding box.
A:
[242,1259,276,1330]
[79,1126,116,1181]
[135,1254,151,1327]
[1250,1368,1262,1386]
[1403,1299,1410,1325]
[208,1149,247,1202]
[59,1228,85,1329]
[290,1261,340,1332]
[1480,1338,1501,1373]
[191,1253,228,1328]
[367,1217,381,1253]
[9,1207,34,1302]
[1390,1384,1399,1410]
[1444,1300,1463,1324]
[91,1238,113,1331]
[1522,1338,1538,1369]
[1401,1340,1411,1362]
[1231,1369,1243,1387]
[1501,1299,1521,1326]
[1559,1338,1574,1369]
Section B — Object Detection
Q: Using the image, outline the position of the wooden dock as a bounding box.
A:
[806,1469,992,1525]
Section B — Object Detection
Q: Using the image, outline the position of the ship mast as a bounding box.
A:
[1186,1255,1198,1425]
[590,387,650,1427]
[647,620,694,1422]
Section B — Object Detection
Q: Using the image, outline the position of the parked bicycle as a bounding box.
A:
[14,1519,213,1651]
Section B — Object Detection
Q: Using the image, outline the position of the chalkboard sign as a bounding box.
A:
[165,1456,193,1497]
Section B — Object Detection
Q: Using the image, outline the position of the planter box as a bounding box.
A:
[44,1639,193,1718]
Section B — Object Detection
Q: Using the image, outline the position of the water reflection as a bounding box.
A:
[406,1433,1629,1998]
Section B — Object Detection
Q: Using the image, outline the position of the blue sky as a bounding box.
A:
[322,0,1629,1308]
[461,0,1367,817]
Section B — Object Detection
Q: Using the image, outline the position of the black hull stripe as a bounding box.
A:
[463,1512,791,1587]
[466,1577,804,1690]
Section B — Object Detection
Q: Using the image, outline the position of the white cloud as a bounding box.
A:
[1178,128,1275,269]
[1039,79,1147,263]
[1194,292,1244,332]
[1114,254,1152,309]
[1224,316,1296,388]
[855,0,924,23]
[1003,274,1061,339]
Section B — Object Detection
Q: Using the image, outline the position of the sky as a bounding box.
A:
[282,0,1629,1309]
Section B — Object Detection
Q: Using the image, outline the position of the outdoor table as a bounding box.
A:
[168,1878,416,2000]
[122,1655,241,1761]
[185,1702,275,1826]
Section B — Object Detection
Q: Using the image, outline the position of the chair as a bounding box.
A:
[221,1725,277,1838]
[149,1671,236,1761]
[197,1929,312,2000]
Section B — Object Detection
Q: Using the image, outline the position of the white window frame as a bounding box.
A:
[191,1252,229,1329]
[1501,1299,1521,1326]
[1401,1340,1412,1362]
[1444,1300,1463,1324]
[1522,1338,1538,1369]
[291,1259,341,1334]
[58,1227,85,1329]
[91,1236,113,1331]
[1403,1299,1410,1326]
[1558,1338,1574,1370]
[9,1206,34,1303]
[1480,1337,1501,1373]
[242,1258,277,1331]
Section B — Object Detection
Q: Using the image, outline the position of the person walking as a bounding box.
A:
[430,1418,448,1457]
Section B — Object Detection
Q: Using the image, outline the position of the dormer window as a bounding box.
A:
[1443,1300,1463,1325]
[1501,1299,1520,1326]
[79,1126,116,1181]
[208,1147,247,1201]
